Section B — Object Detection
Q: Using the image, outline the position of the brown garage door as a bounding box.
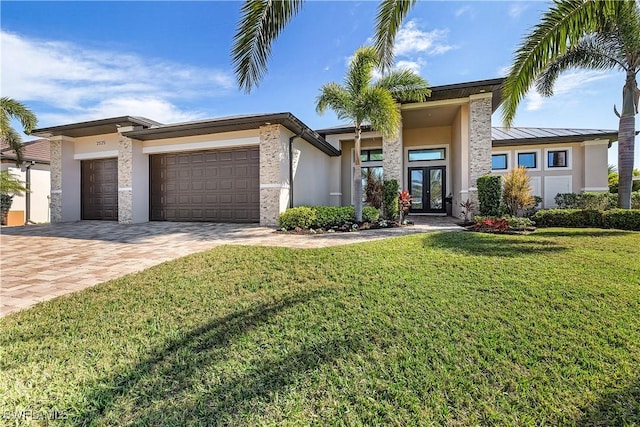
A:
[81,158,118,220]
[150,148,259,222]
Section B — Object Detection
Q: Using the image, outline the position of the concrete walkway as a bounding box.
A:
[0,217,461,317]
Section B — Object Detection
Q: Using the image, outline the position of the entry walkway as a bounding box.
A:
[0,217,461,316]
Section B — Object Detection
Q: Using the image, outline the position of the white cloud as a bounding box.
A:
[508,3,529,18]
[497,65,512,77]
[454,6,475,18]
[395,59,425,75]
[394,20,455,57]
[525,70,613,111]
[0,31,233,125]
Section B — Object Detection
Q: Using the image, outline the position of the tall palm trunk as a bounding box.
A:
[353,124,363,222]
[618,71,638,209]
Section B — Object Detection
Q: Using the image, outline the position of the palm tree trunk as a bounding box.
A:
[618,71,637,209]
[354,124,363,222]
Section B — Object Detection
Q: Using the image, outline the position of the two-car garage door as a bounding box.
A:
[150,147,259,222]
[81,147,259,222]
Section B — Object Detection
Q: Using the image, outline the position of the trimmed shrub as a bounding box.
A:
[313,206,354,229]
[602,209,640,231]
[477,175,501,216]
[555,192,617,210]
[383,179,399,220]
[278,207,316,230]
[362,206,380,223]
[632,191,640,209]
[532,209,603,228]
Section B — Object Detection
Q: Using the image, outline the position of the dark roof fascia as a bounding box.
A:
[492,133,619,147]
[0,155,50,165]
[428,78,504,111]
[316,125,371,137]
[123,112,341,156]
[31,116,162,138]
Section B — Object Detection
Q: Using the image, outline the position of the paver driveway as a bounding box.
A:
[0,218,461,316]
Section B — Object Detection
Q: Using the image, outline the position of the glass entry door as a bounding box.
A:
[408,166,446,213]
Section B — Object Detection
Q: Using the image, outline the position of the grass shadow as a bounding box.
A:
[73,288,360,424]
[423,230,566,257]
[577,376,640,426]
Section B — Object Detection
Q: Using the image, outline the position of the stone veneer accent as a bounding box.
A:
[49,139,63,222]
[382,113,403,185]
[468,95,493,208]
[259,124,287,226]
[118,136,133,223]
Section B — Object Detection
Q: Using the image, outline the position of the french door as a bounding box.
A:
[408,166,446,214]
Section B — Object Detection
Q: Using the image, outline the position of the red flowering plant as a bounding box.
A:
[472,218,510,233]
[398,190,413,222]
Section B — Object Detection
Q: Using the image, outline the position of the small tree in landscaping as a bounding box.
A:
[364,169,383,209]
[477,174,502,216]
[502,167,535,216]
[382,179,399,220]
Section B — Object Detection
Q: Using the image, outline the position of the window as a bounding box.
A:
[360,149,383,162]
[492,154,508,170]
[408,148,445,162]
[547,150,567,168]
[361,166,383,202]
[517,152,537,169]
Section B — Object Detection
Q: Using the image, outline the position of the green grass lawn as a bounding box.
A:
[1,229,639,426]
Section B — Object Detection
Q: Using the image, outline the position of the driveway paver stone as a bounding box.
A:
[0,218,461,316]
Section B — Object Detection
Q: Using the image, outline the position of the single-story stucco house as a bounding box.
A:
[1,139,51,224]
[32,78,616,226]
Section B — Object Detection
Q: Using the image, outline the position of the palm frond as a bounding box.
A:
[374,0,417,71]
[502,0,622,127]
[232,0,304,93]
[345,47,379,96]
[359,87,400,139]
[375,69,431,103]
[0,97,37,134]
[536,34,626,97]
[316,82,353,122]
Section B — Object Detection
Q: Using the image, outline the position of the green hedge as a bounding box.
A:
[278,206,380,230]
[477,175,502,216]
[383,180,399,220]
[632,191,640,209]
[554,192,617,210]
[532,209,640,231]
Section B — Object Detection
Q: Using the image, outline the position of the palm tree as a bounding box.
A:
[232,0,416,93]
[502,0,640,208]
[316,46,430,221]
[0,97,38,166]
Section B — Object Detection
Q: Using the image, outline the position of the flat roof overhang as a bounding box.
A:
[32,116,162,138]
[123,112,341,156]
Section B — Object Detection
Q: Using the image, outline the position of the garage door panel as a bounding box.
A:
[151,147,259,222]
[82,158,118,221]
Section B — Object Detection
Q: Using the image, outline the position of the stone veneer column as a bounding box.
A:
[118,135,133,224]
[468,94,493,209]
[382,112,403,186]
[259,124,288,226]
[49,138,63,222]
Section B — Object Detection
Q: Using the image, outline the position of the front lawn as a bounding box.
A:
[1,229,639,425]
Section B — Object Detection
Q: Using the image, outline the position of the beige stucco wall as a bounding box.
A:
[73,133,120,156]
[403,126,452,148]
[292,138,332,207]
[141,129,260,153]
[1,164,51,223]
[450,108,463,218]
[490,141,609,207]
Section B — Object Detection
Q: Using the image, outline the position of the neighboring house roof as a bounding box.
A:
[31,116,163,138]
[0,138,51,164]
[492,127,619,147]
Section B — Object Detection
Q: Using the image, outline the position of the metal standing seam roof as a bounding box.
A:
[492,127,619,146]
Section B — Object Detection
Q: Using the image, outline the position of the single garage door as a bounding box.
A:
[150,147,259,222]
[81,158,118,220]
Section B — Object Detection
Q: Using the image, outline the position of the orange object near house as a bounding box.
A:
[6,210,25,226]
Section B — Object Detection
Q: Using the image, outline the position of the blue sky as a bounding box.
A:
[1,1,637,168]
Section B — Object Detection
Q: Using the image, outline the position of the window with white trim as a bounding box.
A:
[547,150,568,168]
[492,153,508,170]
